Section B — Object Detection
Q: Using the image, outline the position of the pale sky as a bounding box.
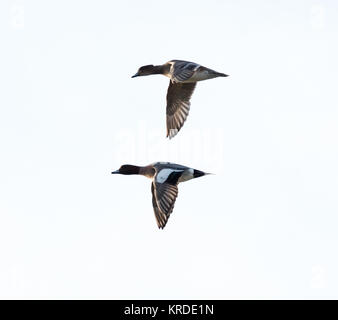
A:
[0,0,338,299]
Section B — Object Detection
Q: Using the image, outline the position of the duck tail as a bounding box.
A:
[193,170,214,178]
[216,72,229,77]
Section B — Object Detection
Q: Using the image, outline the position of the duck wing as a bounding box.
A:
[166,81,197,139]
[151,181,179,229]
[170,60,200,83]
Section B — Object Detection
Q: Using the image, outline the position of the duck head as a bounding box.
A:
[131,65,156,78]
[111,165,141,175]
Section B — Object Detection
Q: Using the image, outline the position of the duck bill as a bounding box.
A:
[111,170,120,174]
[131,73,139,78]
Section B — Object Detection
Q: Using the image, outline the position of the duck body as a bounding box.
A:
[166,60,227,83]
[112,162,210,229]
[132,59,229,139]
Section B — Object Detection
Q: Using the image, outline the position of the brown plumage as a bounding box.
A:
[132,59,229,139]
[112,162,210,229]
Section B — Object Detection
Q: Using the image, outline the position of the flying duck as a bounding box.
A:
[111,162,211,229]
[132,60,229,139]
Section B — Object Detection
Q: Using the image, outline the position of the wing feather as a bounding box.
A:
[151,181,179,229]
[166,82,197,139]
[170,60,200,83]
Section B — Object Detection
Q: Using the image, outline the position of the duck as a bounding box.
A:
[111,162,211,229]
[132,59,229,139]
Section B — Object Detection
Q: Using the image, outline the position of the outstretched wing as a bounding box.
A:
[151,181,179,229]
[166,81,197,139]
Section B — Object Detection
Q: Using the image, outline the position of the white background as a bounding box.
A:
[0,0,337,299]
